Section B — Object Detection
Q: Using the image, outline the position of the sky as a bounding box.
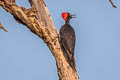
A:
[0,0,120,80]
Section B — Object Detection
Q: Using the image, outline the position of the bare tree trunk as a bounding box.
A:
[0,0,79,80]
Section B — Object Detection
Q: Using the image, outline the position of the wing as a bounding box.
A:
[60,25,76,70]
[60,34,76,70]
[60,25,75,55]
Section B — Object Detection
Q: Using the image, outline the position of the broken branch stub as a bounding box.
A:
[0,22,8,32]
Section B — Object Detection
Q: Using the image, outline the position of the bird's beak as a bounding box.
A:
[70,14,76,18]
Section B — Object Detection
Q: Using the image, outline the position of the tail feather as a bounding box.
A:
[66,51,76,71]
[70,56,76,71]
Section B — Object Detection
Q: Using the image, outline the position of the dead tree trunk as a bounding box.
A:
[0,0,79,80]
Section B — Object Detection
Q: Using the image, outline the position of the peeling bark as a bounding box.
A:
[0,0,79,80]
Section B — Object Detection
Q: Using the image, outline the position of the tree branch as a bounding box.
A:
[109,0,117,8]
[0,22,8,32]
[0,0,79,80]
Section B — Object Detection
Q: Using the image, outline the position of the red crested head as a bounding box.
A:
[62,12,76,21]
[62,12,69,21]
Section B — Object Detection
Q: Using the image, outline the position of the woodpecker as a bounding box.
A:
[60,12,76,70]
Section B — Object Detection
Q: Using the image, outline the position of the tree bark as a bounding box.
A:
[0,0,79,80]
